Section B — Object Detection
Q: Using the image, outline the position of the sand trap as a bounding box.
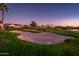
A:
[11,30,73,44]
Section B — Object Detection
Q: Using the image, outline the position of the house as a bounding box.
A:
[9,24,22,29]
[4,23,22,30]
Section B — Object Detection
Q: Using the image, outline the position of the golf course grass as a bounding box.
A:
[0,30,79,56]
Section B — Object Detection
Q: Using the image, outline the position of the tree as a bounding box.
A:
[0,3,9,30]
[30,21,37,29]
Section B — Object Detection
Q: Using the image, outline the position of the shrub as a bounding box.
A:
[64,39,72,42]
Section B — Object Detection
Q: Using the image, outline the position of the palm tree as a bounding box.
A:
[0,3,8,30]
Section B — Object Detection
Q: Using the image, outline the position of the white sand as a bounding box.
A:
[11,30,73,44]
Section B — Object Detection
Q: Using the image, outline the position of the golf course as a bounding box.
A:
[0,29,79,56]
[0,3,79,56]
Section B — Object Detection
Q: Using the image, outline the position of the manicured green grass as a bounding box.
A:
[0,30,79,56]
[46,29,79,38]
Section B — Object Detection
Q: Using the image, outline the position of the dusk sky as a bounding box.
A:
[0,3,79,26]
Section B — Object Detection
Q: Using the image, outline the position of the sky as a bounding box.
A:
[0,3,79,26]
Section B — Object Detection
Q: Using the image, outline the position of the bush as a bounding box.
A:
[64,39,72,42]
